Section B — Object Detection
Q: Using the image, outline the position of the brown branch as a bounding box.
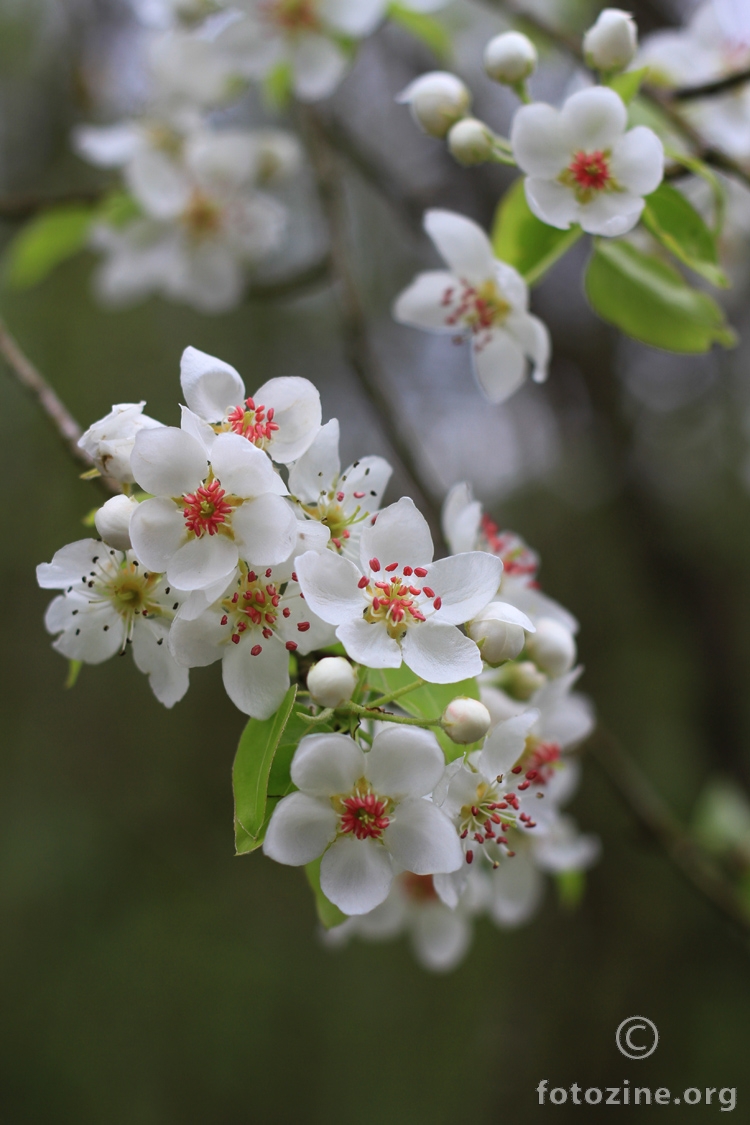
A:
[300,106,446,551]
[0,318,119,494]
[587,727,750,943]
[673,67,750,101]
[245,253,333,302]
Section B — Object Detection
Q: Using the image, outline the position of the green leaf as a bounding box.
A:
[664,146,727,236]
[388,3,451,60]
[305,858,347,929]
[65,659,82,689]
[367,665,480,761]
[268,704,331,798]
[232,685,298,855]
[97,190,141,229]
[555,869,586,911]
[585,239,737,353]
[262,62,293,110]
[607,67,648,105]
[627,96,688,154]
[491,177,583,286]
[3,204,94,290]
[642,182,728,287]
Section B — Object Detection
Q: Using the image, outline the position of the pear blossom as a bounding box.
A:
[129,426,298,591]
[95,495,141,552]
[294,496,503,683]
[483,31,537,85]
[263,728,463,914]
[440,696,492,745]
[393,210,551,404]
[511,86,664,236]
[177,346,321,466]
[37,539,189,707]
[397,72,471,138]
[306,656,358,708]
[169,563,332,718]
[287,418,392,558]
[325,870,480,972]
[78,401,163,484]
[583,9,638,73]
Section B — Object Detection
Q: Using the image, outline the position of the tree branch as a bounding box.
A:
[0,318,119,494]
[587,727,750,943]
[245,253,333,302]
[672,67,750,101]
[300,105,446,550]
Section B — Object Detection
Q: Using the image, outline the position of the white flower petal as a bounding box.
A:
[506,312,551,384]
[180,405,218,456]
[511,103,571,177]
[294,550,365,625]
[132,621,189,707]
[488,851,544,927]
[180,345,245,422]
[291,732,366,796]
[411,904,472,973]
[367,726,445,799]
[471,328,527,403]
[263,792,338,865]
[524,178,579,231]
[168,610,226,667]
[401,622,482,683]
[579,190,644,236]
[72,123,140,167]
[50,602,124,663]
[291,34,349,101]
[229,494,296,567]
[360,496,433,571]
[126,148,191,219]
[37,539,115,589]
[336,618,402,667]
[130,426,208,497]
[320,836,394,915]
[222,634,290,719]
[610,126,664,196]
[167,534,238,591]
[393,269,464,332]
[384,799,463,874]
[279,589,335,654]
[424,210,496,284]
[479,709,539,779]
[129,498,186,573]
[427,552,504,624]
[252,376,322,463]
[288,419,341,502]
[561,86,627,151]
[320,0,384,36]
[210,432,288,497]
[339,455,392,517]
[441,483,481,555]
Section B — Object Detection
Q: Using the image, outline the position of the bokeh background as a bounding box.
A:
[1,0,749,1120]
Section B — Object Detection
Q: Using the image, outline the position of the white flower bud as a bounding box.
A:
[307,657,357,708]
[397,72,471,139]
[468,603,527,665]
[483,31,538,85]
[94,494,140,552]
[497,660,547,701]
[441,697,492,745]
[447,118,495,166]
[525,616,576,676]
[583,8,638,73]
[78,402,163,484]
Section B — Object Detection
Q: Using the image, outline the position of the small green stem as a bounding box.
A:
[367,678,425,709]
[297,707,335,725]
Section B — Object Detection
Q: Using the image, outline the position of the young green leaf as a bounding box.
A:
[263,62,293,110]
[65,659,82,689]
[607,66,648,105]
[556,869,586,910]
[367,665,480,761]
[3,204,94,290]
[305,857,347,929]
[233,685,298,855]
[642,182,728,287]
[585,239,736,352]
[491,177,583,286]
[388,3,452,60]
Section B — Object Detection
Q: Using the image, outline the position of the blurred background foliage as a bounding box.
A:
[1,0,749,1120]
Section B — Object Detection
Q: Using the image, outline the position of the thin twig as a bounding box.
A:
[245,253,333,302]
[586,727,750,943]
[300,105,446,550]
[0,318,119,493]
[673,67,750,101]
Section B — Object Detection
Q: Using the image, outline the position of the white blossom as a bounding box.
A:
[295,496,502,683]
[263,728,463,914]
[441,696,492,745]
[394,210,550,404]
[397,72,471,138]
[483,31,537,85]
[78,401,163,484]
[447,118,496,166]
[307,656,358,708]
[94,495,141,552]
[525,616,576,676]
[583,9,638,73]
[129,425,298,591]
[178,346,322,465]
[287,418,392,559]
[511,86,664,236]
[37,539,189,707]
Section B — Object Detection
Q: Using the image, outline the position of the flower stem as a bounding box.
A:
[366,678,426,709]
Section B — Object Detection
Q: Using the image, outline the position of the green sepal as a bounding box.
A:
[607,66,648,105]
[305,857,347,929]
[642,182,728,288]
[65,659,82,689]
[555,869,586,910]
[491,177,583,286]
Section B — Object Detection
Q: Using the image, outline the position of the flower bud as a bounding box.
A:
[447,118,494,166]
[397,72,471,139]
[483,31,538,85]
[496,660,547,701]
[94,494,140,551]
[441,697,492,744]
[78,402,163,484]
[582,8,637,73]
[525,616,576,676]
[307,657,357,708]
[468,603,527,665]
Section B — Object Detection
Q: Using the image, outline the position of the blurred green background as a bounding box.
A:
[1,0,749,1121]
